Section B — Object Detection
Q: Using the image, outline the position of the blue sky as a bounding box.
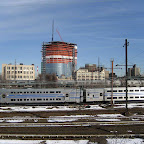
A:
[1,0,144,76]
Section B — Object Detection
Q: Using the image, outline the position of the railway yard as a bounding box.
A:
[0,104,144,143]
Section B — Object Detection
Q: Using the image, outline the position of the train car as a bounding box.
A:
[1,86,144,105]
[104,87,144,102]
[0,88,83,105]
[83,88,104,103]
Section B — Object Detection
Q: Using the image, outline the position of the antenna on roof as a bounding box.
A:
[52,20,54,41]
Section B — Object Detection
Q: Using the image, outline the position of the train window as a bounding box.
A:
[113,97,117,99]
[17,92,19,94]
[43,99,45,101]
[30,99,32,101]
[20,92,22,94]
[107,97,111,99]
[27,99,29,101]
[93,95,94,97]
[140,90,144,91]
[50,91,54,93]
[107,90,111,92]
[43,91,45,93]
[46,91,48,93]
[66,94,69,97]
[53,98,55,100]
[33,92,35,93]
[37,91,39,93]
[11,99,14,101]
[27,92,29,94]
[135,90,139,92]
[50,98,52,100]
[24,99,26,101]
[24,92,26,94]
[13,92,15,94]
[140,96,144,98]
[135,96,139,98]
[11,92,13,94]
[130,97,133,98]
[20,99,22,101]
[46,99,48,100]
[17,99,19,101]
[119,90,123,92]
[37,99,42,101]
[113,90,117,92]
[33,99,35,101]
[119,97,123,99]
[56,91,61,93]
[39,91,42,93]
[100,93,103,96]
[130,90,133,92]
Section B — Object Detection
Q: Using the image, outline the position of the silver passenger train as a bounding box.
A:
[0,87,144,105]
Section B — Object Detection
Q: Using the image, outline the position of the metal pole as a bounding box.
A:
[125,39,128,111]
[111,59,114,106]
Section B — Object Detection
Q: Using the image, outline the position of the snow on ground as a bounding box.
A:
[0,103,144,112]
[0,139,143,144]
[6,119,24,123]
[107,138,144,144]
[0,106,77,112]
[95,118,120,121]
[0,140,91,144]
[114,103,144,109]
[0,104,105,112]
[48,115,94,122]
[85,105,105,110]
[97,114,125,118]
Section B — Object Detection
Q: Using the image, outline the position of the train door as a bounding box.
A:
[65,93,69,102]
[83,89,86,103]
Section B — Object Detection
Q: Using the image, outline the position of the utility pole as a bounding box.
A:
[116,39,129,112]
[111,59,114,106]
[105,60,122,106]
[124,39,129,111]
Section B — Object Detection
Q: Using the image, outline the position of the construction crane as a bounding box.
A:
[56,29,64,42]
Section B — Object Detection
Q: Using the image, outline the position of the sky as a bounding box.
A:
[1,0,144,76]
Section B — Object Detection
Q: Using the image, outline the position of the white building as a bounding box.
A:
[76,68,105,81]
[2,63,35,81]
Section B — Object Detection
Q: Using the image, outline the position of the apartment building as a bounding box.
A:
[76,68,105,81]
[2,63,35,81]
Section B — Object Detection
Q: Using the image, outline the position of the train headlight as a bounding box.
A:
[1,94,7,98]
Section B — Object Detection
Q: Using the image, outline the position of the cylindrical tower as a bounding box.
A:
[41,41,77,78]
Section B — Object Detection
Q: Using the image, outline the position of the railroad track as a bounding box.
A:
[0,121,144,127]
[0,134,143,139]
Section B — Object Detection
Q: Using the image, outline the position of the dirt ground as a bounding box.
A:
[0,107,144,143]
